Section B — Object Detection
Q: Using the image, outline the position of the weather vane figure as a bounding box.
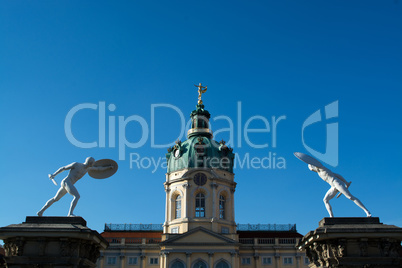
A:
[294,152,371,218]
[37,157,118,217]
[194,83,207,105]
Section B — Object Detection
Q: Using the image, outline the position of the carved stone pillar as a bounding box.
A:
[99,254,105,268]
[140,254,146,268]
[230,187,236,226]
[160,253,164,268]
[0,216,108,268]
[186,252,192,268]
[210,182,218,220]
[164,252,169,268]
[120,254,125,268]
[164,187,171,233]
[208,252,214,268]
[299,217,402,268]
[295,255,301,268]
[274,254,280,268]
[183,182,190,220]
[230,252,237,268]
[254,254,260,268]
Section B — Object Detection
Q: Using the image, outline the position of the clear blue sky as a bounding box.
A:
[1,1,401,236]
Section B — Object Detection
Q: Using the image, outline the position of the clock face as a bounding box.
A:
[194,173,207,186]
[174,149,180,158]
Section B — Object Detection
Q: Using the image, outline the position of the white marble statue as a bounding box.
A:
[37,157,114,217]
[308,164,371,217]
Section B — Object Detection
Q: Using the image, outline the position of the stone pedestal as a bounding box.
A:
[0,217,108,268]
[298,217,402,268]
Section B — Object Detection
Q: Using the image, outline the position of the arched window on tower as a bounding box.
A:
[171,260,185,268]
[219,195,225,219]
[175,195,181,219]
[195,193,205,218]
[215,260,229,268]
[192,117,197,128]
[197,115,209,129]
[193,260,207,268]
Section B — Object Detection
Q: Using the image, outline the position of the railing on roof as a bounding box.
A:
[239,238,254,244]
[105,237,296,246]
[239,237,298,246]
[258,238,275,244]
[104,223,296,232]
[105,223,163,231]
[279,238,296,244]
[236,223,296,232]
[105,237,161,245]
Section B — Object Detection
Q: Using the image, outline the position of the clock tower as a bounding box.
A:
[163,85,236,236]
[97,85,306,268]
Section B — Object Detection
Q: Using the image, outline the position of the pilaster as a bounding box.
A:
[208,252,214,268]
[186,252,192,268]
[120,254,125,268]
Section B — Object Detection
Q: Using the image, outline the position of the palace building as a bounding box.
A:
[97,86,309,268]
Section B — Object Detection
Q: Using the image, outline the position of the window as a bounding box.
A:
[241,258,251,265]
[195,193,205,217]
[171,260,185,268]
[197,115,209,129]
[107,256,116,265]
[262,257,272,265]
[194,173,207,186]
[216,260,229,268]
[150,258,159,265]
[193,260,207,268]
[221,227,229,234]
[219,195,225,219]
[304,257,310,265]
[283,257,293,265]
[171,227,179,234]
[128,257,138,265]
[195,145,205,154]
[175,195,181,219]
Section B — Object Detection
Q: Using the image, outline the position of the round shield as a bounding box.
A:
[294,152,324,168]
[88,159,118,179]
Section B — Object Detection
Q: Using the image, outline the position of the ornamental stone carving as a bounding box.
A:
[0,217,108,268]
[305,240,347,267]
[359,240,368,257]
[299,218,402,268]
[4,239,25,257]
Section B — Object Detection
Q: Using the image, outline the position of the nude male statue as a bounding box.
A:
[37,157,113,217]
[308,164,371,217]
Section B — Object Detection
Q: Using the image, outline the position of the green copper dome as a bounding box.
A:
[166,104,235,174]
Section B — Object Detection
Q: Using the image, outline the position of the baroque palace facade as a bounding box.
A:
[97,88,309,268]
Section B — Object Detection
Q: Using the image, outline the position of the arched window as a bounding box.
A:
[219,195,225,219]
[171,260,185,268]
[216,260,229,268]
[193,260,207,268]
[175,195,181,219]
[195,193,205,217]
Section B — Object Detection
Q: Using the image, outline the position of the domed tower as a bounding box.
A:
[163,84,236,235]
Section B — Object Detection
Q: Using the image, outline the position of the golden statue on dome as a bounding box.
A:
[194,83,207,105]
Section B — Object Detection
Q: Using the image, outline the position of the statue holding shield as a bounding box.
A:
[37,157,118,217]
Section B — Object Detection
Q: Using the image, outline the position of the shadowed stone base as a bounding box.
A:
[0,217,108,268]
[298,217,402,268]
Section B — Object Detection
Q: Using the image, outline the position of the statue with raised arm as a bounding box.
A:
[294,152,371,218]
[194,83,207,105]
[37,157,117,217]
